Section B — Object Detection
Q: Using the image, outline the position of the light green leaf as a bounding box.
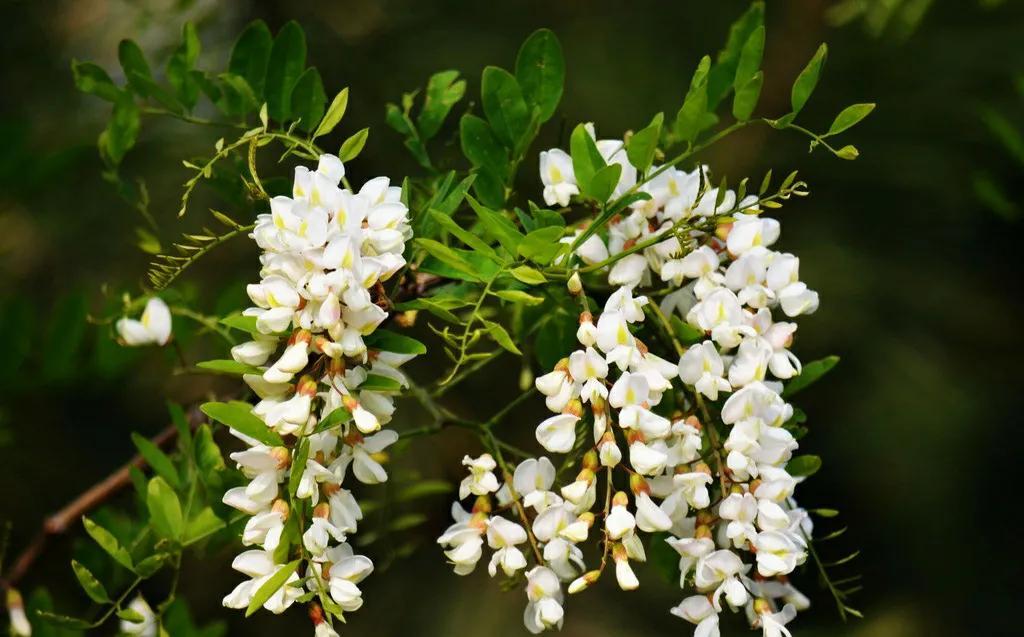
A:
[783,355,840,397]
[246,560,301,617]
[396,480,453,501]
[117,607,146,623]
[313,87,349,139]
[669,315,705,345]
[484,320,522,355]
[359,374,404,393]
[71,560,110,603]
[288,438,310,498]
[35,610,91,630]
[467,196,524,254]
[732,71,764,122]
[414,238,480,280]
[517,226,565,265]
[836,144,860,160]
[313,406,352,434]
[364,329,427,355]
[787,454,822,477]
[509,265,547,285]
[790,43,828,116]
[733,25,765,93]
[429,210,501,261]
[118,39,153,96]
[133,553,170,578]
[192,424,225,486]
[290,67,326,132]
[494,289,545,305]
[418,70,466,140]
[131,432,180,488]
[220,313,258,333]
[83,516,133,569]
[481,66,530,149]
[706,1,765,108]
[201,401,283,446]
[675,55,717,144]
[72,60,121,101]
[515,28,564,122]
[626,112,663,173]
[229,20,273,100]
[264,21,307,121]
[827,103,875,136]
[184,507,225,544]
[338,127,369,162]
[582,163,622,203]
[99,93,140,166]
[195,359,261,376]
[146,477,183,540]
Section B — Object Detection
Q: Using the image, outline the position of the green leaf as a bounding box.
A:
[388,513,429,532]
[783,355,839,397]
[364,329,427,355]
[516,226,565,266]
[83,516,133,569]
[626,112,663,173]
[414,238,480,281]
[35,610,91,630]
[494,289,545,305]
[811,508,840,518]
[649,532,681,584]
[733,25,765,93]
[290,67,326,132]
[133,553,170,578]
[99,93,140,166]
[460,114,508,178]
[481,66,531,149]
[484,320,522,355]
[213,72,259,116]
[118,39,153,96]
[264,21,307,121]
[195,359,261,376]
[787,454,822,477]
[429,210,501,261]
[184,507,225,544]
[675,55,717,144]
[582,163,622,202]
[509,265,547,285]
[313,406,352,434]
[131,432,180,488]
[313,87,349,139]
[836,144,859,160]
[146,477,183,540]
[288,438,310,498]
[790,43,828,116]
[338,127,370,162]
[467,196,524,254]
[359,374,403,393]
[117,607,146,623]
[193,424,225,486]
[246,560,301,617]
[71,61,121,101]
[418,70,466,140]
[732,71,764,122]
[569,123,606,188]
[220,313,258,333]
[515,28,564,123]
[166,22,201,110]
[827,103,875,136]
[201,401,283,446]
[669,315,705,345]
[230,20,273,100]
[396,479,453,501]
[706,1,765,108]
[71,560,110,603]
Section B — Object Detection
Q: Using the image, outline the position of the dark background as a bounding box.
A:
[2,0,1022,635]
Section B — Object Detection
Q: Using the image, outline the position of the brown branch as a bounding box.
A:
[1,409,202,591]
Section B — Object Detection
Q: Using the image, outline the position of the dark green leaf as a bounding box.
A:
[131,432,180,488]
[460,114,508,177]
[359,374,404,392]
[467,196,524,254]
[35,610,91,630]
[195,359,261,376]
[429,210,501,260]
[230,20,273,99]
[290,68,326,132]
[675,55,717,144]
[220,314,258,333]
[484,320,522,355]
[733,26,765,93]
[783,355,839,397]
[582,163,621,202]
[134,553,170,578]
[246,560,301,617]
[418,70,466,140]
[732,71,764,122]
[669,315,705,345]
[481,66,530,149]
[364,329,427,355]
[193,424,225,486]
[201,401,283,446]
[184,508,225,545]
[98,93,140,166]
[146,477,183,540]
[706,1,765,108]
[313,407,352,434]
[569,123,606,187]
[787,454,822,477]
[265,21,307,121]
[396,480,453,501]
[288,438,310,498]
[791,43,828,116]
[71,61,121,101]
[166,22,201,110]
[517,226,564,265]
[118,39,153,96]
[626,112,663,173]
[414,238,480,280]
[515,29,565,122]
[71,560,110,603]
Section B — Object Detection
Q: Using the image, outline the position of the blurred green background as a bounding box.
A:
[2,0,1022,635]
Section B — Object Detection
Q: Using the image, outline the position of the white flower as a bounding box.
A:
[666,536,714,584]
[223,550,302,614]
[459,453,500,499]
[513,457,559,511]
[116,297,172,346]
[486,517,529,577]
[778,281,819,317]
[323,544,374,612]
[539,149,579,207]
[437,509,486,576]
[535,413,579,453]
[726,213,780,256]
[753,531,806,577]
[609,372,650,408]
[671,595,720,637]
[535,367,576,413]
[335,429,399,485]
[231,336,278,366]
[757,604,797,637]
[678,341,732,400]
[605,501,636,540]
[719,492,758,548]
[543,537,586,580]
[523,566,564,634]
[673,471,712,510]
[568,347,609,402]
[119,595,157,637]
[635,492,673,532]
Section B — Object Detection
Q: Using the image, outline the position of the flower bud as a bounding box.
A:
[753,598,773,615]
[6,589,30,637]
[695,524,713,540]
[567,272,583,296]
[270,446,292,469]
[715,221,733,241]
[564,399,583,418]
[296,375,318,397]
[271,498,291,519]
[694,461,712,476]
[685,414,702,430]
[472,495,492,514]
[568,569,601,594]
[313,502,331,519]
[612,490,629,508]
[519,365,534,392]
[582,450,599,472]
[629,472,651,496]
[395,310,418,328]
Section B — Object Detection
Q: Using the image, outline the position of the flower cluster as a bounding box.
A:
[220,155,415,630]
[436,141,820,636]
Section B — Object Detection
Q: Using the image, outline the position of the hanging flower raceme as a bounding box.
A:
[220,154,417,631]
[435,137,822,636]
